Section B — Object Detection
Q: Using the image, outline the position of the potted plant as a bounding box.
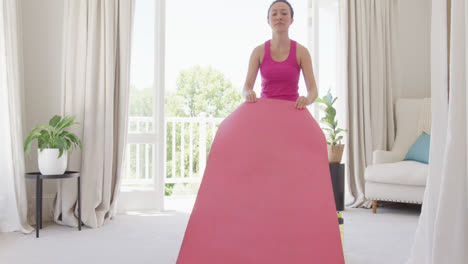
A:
[24,115,82,175]
[315,90,348,163]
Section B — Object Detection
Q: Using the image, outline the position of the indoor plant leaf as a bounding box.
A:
[49,115,62,127]
[24,132,41,153]
[56,137,66,158]
[55,116,79,134]
[316,90,348,155]
[24,115,82,156]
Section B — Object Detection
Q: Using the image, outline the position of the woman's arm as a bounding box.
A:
[242,45,262,102]
[295,44,318,109]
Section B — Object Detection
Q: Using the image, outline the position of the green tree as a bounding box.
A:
[165,66,243,117]
[165,66,243,196]
[130,85,153,117]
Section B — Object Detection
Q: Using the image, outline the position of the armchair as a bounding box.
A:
[365,98,431,213]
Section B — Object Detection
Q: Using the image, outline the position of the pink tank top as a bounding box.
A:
[260,40,300,102]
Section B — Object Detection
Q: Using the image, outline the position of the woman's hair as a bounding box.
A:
[267,0,294,19]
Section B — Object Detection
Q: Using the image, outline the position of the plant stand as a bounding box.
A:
[329,163,345,211]
[25,171,81,238]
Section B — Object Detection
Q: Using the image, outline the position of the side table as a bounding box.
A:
[25,171,81,238]
[329,163,345,211]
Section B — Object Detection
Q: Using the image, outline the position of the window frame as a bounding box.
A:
[120,0,166,212]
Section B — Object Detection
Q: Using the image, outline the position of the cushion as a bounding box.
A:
[404,132,431,164]
[365,161,428,186]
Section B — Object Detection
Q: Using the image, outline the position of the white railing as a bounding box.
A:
[123,115,224,185]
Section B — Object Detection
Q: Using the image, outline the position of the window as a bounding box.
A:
[122,0,313,210]
[120,0,165,211]
[308,0,340,117]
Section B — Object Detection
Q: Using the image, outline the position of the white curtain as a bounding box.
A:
[0,0,33,233]
[407,0,468,263]
[56,0,135,228]
[341,0,400,208]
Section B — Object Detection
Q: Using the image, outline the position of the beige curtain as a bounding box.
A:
[342,0,400,208]
[55,0,135,228]
[0,0,33,233]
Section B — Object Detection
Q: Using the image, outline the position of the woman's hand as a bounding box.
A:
[295,96,313,109]
[244,89,257,102]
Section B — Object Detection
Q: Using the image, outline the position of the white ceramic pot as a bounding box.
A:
[37,148,68,175]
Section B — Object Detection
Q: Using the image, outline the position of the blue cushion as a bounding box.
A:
[404,132,431,164]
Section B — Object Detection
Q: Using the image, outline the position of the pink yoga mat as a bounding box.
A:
[177,98,344,264]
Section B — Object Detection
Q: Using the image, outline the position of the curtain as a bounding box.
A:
[56,0,135,228]
[341,0,400,208]
[0,0,33,233]
[407,0,468,263]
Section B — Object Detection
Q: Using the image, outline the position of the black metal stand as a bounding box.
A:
[329,163,345,211]
[26,171,81,238]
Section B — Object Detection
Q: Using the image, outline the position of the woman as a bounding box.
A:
[243,0,318,109]
[176,1,344,263]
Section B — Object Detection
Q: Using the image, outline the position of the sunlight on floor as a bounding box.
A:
[124,211,176,217]
[164,195,196,213]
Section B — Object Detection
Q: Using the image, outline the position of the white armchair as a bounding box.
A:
[365,98,431,213]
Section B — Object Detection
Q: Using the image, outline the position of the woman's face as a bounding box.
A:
[268,2,293,32]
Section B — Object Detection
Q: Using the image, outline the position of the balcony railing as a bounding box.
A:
[123,116,224,186]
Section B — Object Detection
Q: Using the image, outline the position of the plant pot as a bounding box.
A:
[37,149,68,175]
[327,144,344,164]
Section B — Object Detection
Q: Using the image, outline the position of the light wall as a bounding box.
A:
[398,0,431,98]
[21,0,64,221]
